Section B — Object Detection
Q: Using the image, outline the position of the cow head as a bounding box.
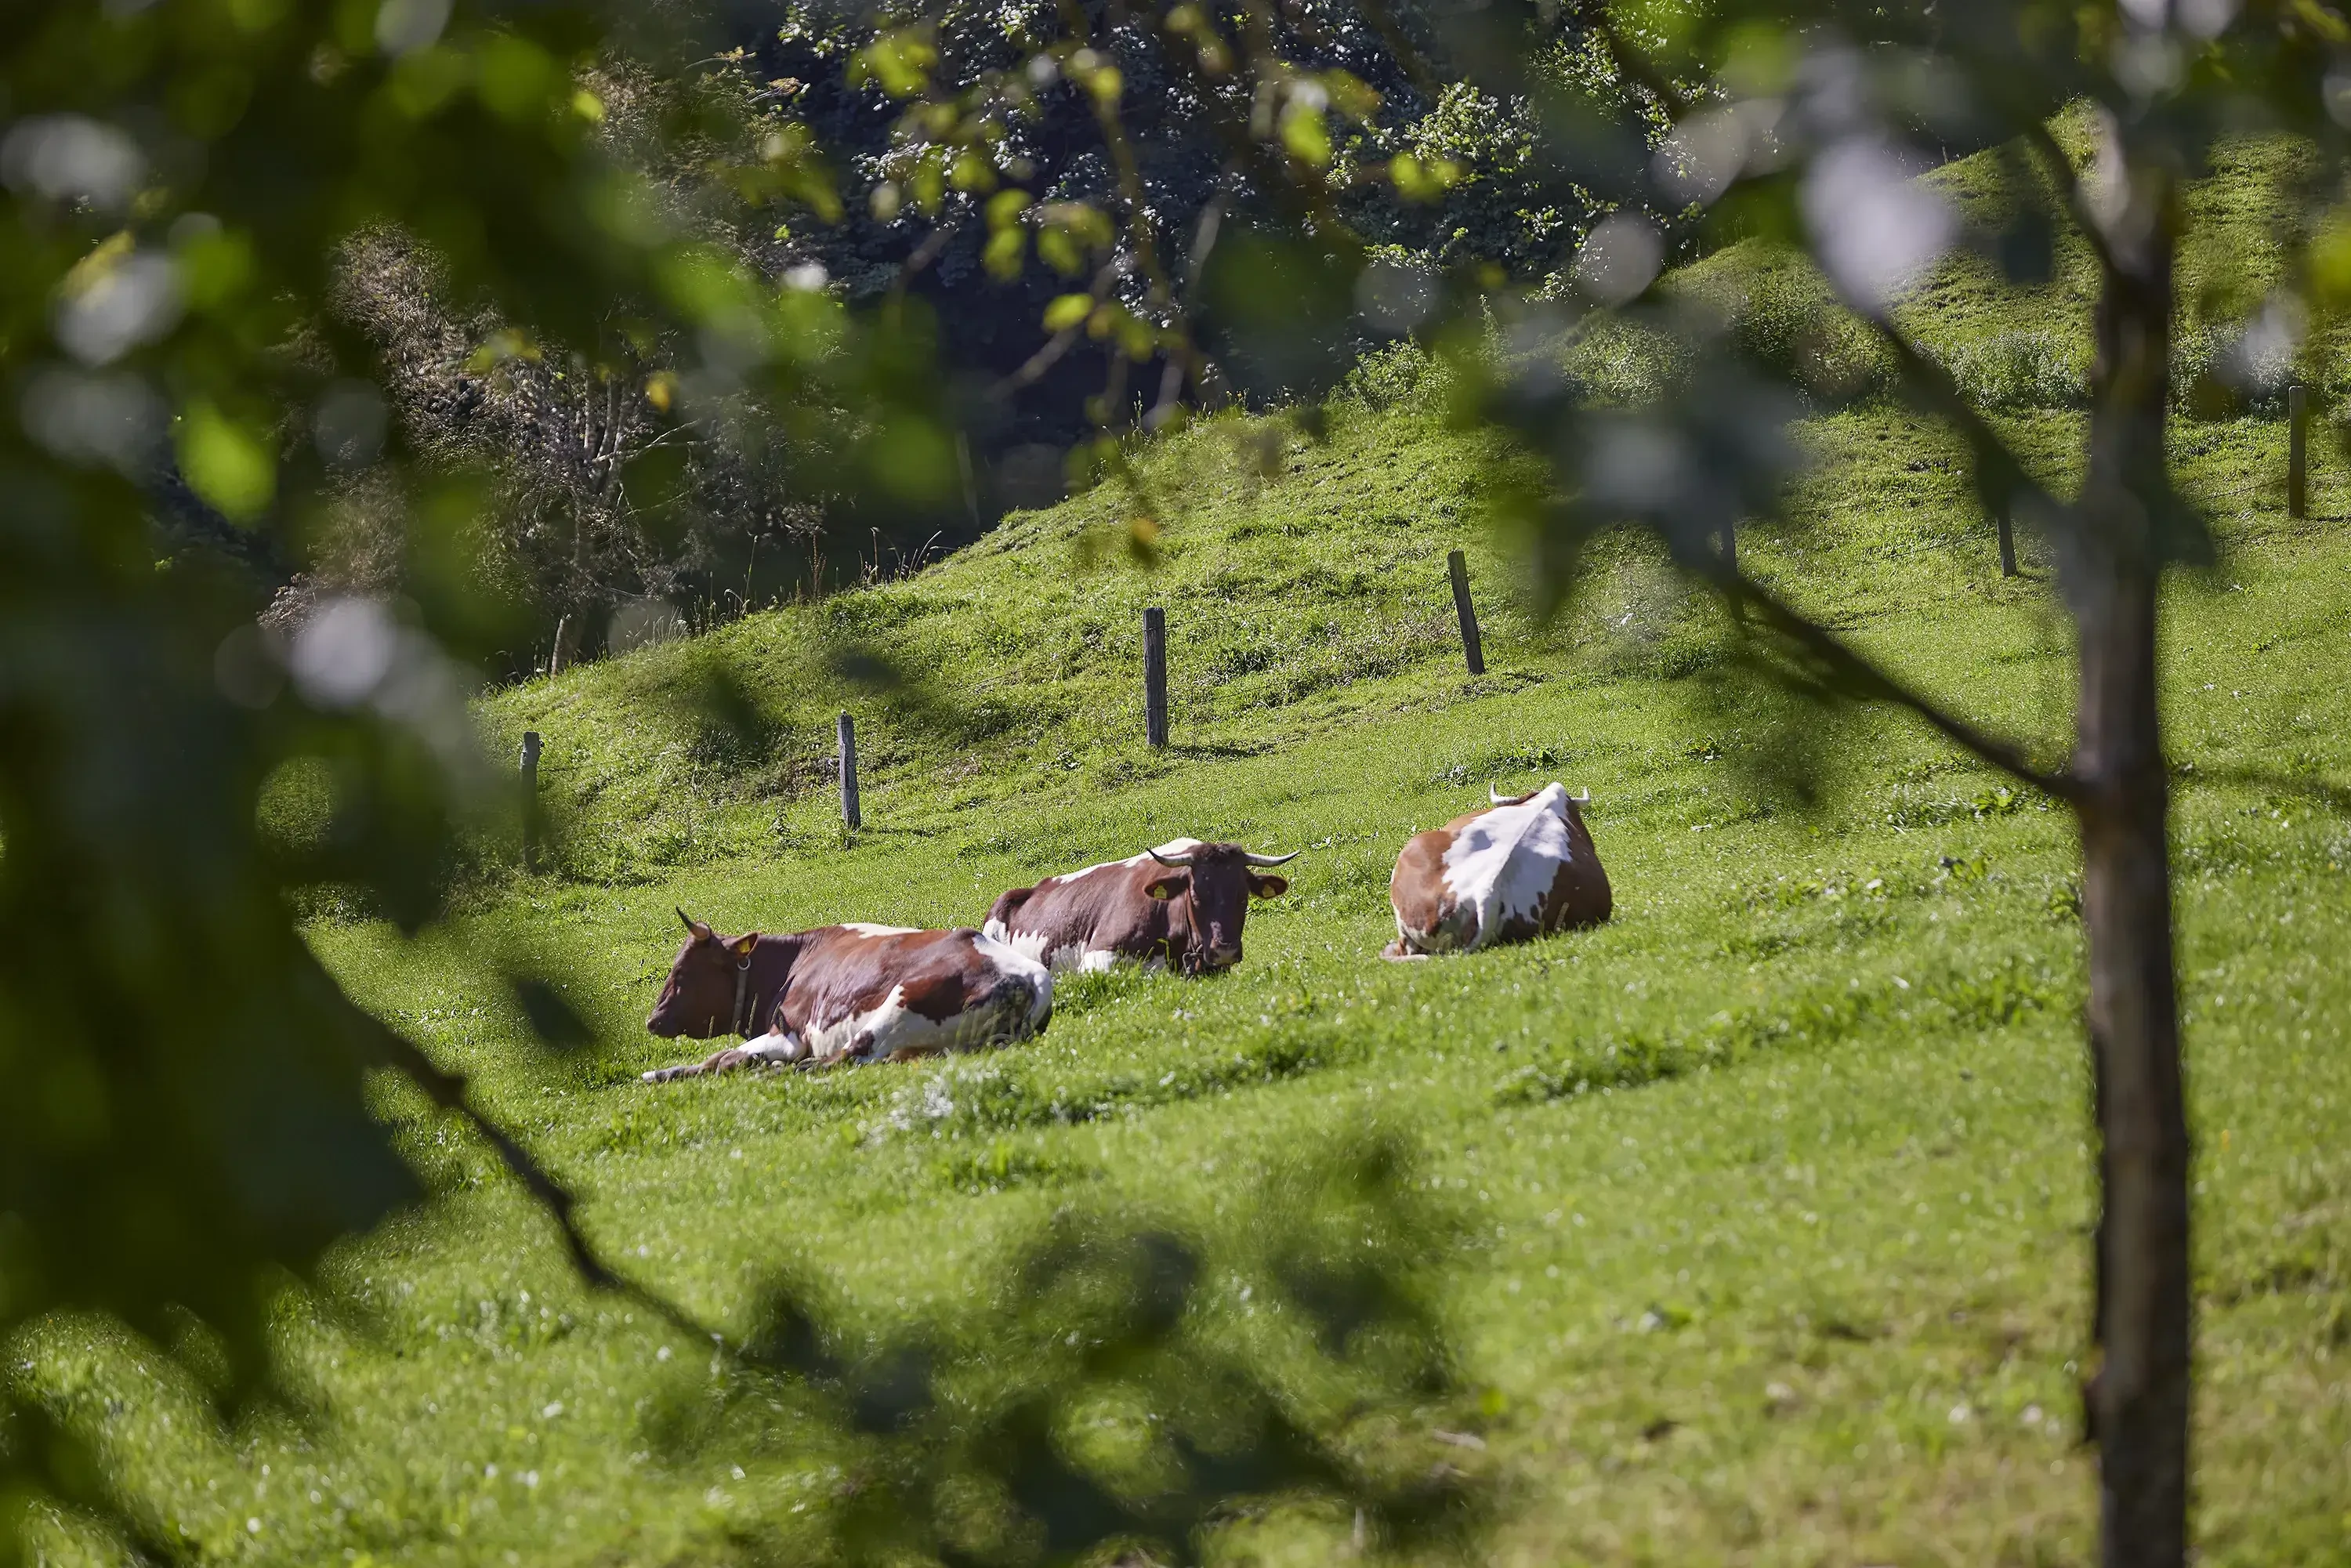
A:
[647,908,760,1038]
[1143,842,1299,972]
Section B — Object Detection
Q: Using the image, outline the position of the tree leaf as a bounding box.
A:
[176,401,275,521]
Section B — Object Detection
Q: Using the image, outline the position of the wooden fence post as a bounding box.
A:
[2289,382,2309,520]
[838,712,861,831]
[1995,506,2020,578]
[519,730,541,870]
[1446,549,1485,676]
[1143,607,1168,748]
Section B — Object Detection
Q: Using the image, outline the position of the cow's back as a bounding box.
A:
[783,925,1051,1063]
[984,849,1183,971]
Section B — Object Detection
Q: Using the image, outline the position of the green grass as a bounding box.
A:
[27,139,2351,1566]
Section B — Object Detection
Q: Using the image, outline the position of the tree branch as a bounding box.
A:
[1143,6,1374,288]
[1722,569,2087,802]
[1857,306,2078,544]
[1056,0,1209,404]
[373,1028,725,1349]
[1183,169,1236,285]
[2016,116,2121,280]
[987,259,1124,402]
[889,214,965,302]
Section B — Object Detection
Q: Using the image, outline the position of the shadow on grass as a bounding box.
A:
[651,1134,1487,1566]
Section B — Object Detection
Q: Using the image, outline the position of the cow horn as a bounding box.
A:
[677,907,706,937]
[1241,849,1300,867]
[1489,785,1511,805]
[1575,787,1592,802]
[1147,846,1200,867]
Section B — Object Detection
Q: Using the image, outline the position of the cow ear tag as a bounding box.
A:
[730,933,759,958]
[1144,876,1182,900]
[1248,875,1289,900]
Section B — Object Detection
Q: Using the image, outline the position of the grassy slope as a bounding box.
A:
[474,115,2324,900]
[33,142,2351,1566]
[471,403,1562,891]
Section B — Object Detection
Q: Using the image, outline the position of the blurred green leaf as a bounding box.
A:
[175,402,276,520]
[1042,292,1093,331]
[1281,101,1332,167]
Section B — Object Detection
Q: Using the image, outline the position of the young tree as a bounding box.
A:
[1333,2,2333,1561]
[1500,9,2346,1561]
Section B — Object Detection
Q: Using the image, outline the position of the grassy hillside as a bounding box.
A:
[471,115,2334,901]
[33,139,2351,1566]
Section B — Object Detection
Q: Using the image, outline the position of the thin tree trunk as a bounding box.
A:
[2075,567,2190,1568]
[2071,130,2191,1568]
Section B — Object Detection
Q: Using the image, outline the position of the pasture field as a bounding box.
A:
[32,147,2351,1566]
[42,400,2343,1568]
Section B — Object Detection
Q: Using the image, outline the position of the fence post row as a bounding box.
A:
[1143,606,1168,749]
[519,730,541,870]
[1447,549,1485,676]
[838,711,861,831]
[2289,382,2309,520]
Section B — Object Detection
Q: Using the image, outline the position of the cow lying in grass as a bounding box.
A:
[1384,784,1610,959]
[641,911,1052,1081]
[985,838,1299,975]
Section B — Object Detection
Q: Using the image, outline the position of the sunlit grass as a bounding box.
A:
[31,138,2351,1566]
[36,439,2344,1563]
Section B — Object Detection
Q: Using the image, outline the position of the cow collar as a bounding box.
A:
[733,952,758,1037]
[1175,877,1205,976]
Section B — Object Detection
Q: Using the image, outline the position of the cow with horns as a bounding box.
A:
[641,911,1052,1081]
[1383,784,1610,959]
[984,838,1301,975]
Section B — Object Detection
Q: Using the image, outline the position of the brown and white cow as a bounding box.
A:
[1383,784,1610,959]
[641,910,1052,1081]
[984,838,1299,975]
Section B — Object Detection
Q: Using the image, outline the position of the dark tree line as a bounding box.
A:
[178,0,1668,673]
[741,0,1657,470]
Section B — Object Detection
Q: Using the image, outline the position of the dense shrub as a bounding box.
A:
[1342,340,1453,415]
[1560,316,1692,405]
[1690,255,1890,407]
[1936,329,2089,410]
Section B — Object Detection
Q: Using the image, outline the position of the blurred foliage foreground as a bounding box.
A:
[0,4,1469,1565]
